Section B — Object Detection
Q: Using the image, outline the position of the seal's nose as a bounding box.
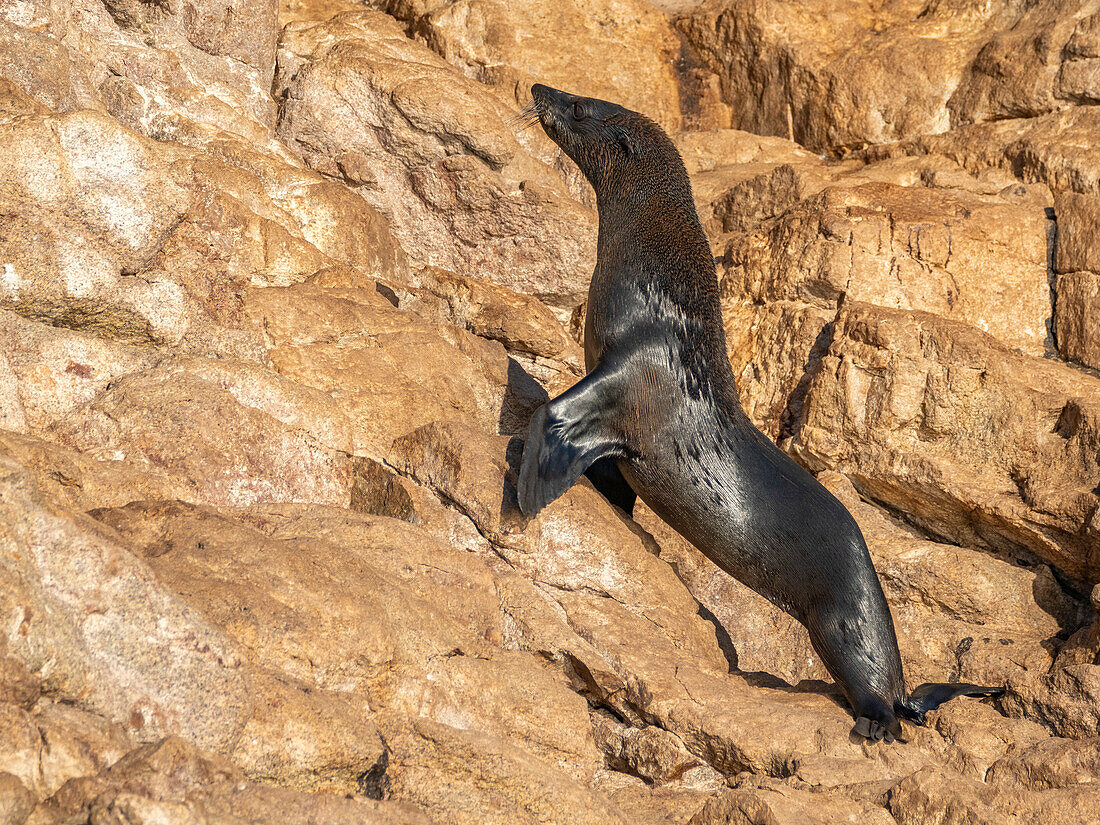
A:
[531,84,570,108]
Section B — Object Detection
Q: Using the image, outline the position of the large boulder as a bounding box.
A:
[676,0,1020,153]
[0,456,386,792]
[379,0,729,132]
[791,302,1100,586]
[274,8,596,311]
[1054,192,1100,370]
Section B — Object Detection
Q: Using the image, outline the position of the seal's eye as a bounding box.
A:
[572,100,588,121]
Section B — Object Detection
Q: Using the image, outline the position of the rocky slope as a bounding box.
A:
[1,1,1099,823]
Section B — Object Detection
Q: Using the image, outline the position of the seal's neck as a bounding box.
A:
[595,175,709,268]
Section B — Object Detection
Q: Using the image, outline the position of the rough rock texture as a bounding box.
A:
[676,0,1023,153]
[1054,191,1100,369]
[2,1,1100,824]
[274,7,597,311]
[378,0,730,132]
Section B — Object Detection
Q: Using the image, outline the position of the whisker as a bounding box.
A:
[509,101,542,129]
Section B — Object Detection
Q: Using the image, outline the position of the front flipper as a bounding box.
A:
[518,358,631,518]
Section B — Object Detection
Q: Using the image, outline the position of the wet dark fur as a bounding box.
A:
[517,84,1003,741]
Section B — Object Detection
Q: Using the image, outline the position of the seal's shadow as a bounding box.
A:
[499,358,548,528]
[498,358,548,438]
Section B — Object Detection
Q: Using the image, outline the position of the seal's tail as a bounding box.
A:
[895,682,1005,725]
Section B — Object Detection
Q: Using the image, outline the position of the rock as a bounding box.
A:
[35,736,429,825]
[1056,192,1100,273]
[605,779,719,825]
[100,0,280,77]
[0,640,39,711]
[0,456,385,792]
[740,183,1052,356]
[888,765,1011,825]
[592,714,704,784]
[791,301,1100,585]
[388,420,527,546]
[377,712,630,825]
[62,0,281,146]
[619,727,703,784]
[1055,270,1100,370]
[986,735,1100,790]
[888,762,1100,825]
[689,776,895,825]
[0,77,47,126]
[917,699,1049,781]
[93,498,605,781]
[245,280,544,453]
[948,1,1096,127]
[0,311,160,434]
[867,104,1100,198]
[1003,665,1100,739]
[725,181,1053,425]
[706,162,1056,446]
[0,111,191,337]
[274,8,596,310]
[0,460,246,752]
[33,702,133,797]
[378,0,722,133]
[0,705,39,798]
[49,358,354,508]
[0,20,99,115]
[0,428,193,514]
[0,699,132,799]
[676,0,1019,153]
[88,499,492,692]
[0,105,405,360]
[1054,192,1100,369]
[1060,11,1100,103]
[491,572,631,709]
[0,772,33,825]
[397,265,584,381]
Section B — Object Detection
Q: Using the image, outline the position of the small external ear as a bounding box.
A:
[613,127,636,157]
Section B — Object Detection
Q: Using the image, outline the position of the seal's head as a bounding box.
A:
[521,84,684,200]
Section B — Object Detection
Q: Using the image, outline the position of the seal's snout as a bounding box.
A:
[531,84,568,108]
[513,84,571,131]
[529,84,576,126]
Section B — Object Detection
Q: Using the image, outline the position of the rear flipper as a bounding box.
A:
[851,683,1004,743]
[518,357,631,518]
[896,682,1006,726]
[852,694,902,744]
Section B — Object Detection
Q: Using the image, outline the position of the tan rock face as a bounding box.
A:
[676,0,1019,153]
[32,736,430,825]
[274,8,597,311]
[1054,191,1100,369]
[790,302,1100,585]
[947,0,1099,127]
[709,155,1056,440]
[721,180,1054,440]
[378,0,724,133]
[100,0,281,77]
[691,777,896,825]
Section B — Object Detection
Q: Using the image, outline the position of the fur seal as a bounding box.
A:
[516,84,1003,741]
